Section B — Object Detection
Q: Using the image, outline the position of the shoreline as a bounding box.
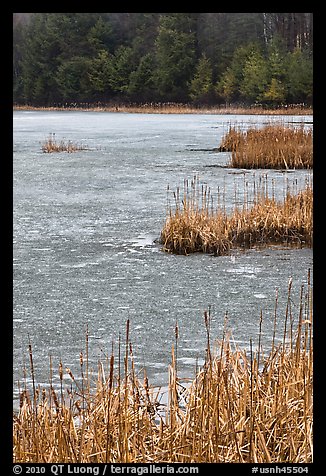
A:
[13,103,313,116]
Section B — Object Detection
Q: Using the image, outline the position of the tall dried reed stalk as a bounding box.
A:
[219,123,313,169]
[160,176,312,255]
[13,273,313,463]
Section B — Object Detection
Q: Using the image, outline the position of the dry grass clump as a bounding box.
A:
[13,275,313,463]
[219,123,313,169]
[41,133,88,153]
[230,184,313,249]
[166,276,313,463]
[14,322,163,464]
[160,177,313,255]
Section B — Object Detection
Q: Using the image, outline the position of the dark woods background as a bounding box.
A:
[13,13,313,107]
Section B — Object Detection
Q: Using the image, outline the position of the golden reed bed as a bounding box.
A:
[219,123,313,169]
[13,273,312,463]
[160,176,312,256]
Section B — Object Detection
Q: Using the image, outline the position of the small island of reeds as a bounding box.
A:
[41,133,88,153]
[160,176,312,255]
[13,274,313,463]
[219,123,313,169]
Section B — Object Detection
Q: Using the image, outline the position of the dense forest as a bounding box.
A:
[13,13,313,107]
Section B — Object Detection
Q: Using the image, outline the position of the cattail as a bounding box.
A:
[51,386,60,410]
[66,368,75,381]
[19,390,28,408]
[59,361,63,381]
[109,355,114,390]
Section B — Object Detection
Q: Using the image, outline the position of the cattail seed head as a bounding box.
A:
[59,361,63,381]
[175,321,179,340]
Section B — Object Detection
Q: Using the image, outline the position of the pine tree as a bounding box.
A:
[189,54,215,103]
[154,14,196,101]
[240,47,269,103]
[286,48,313,103]
[128,53,156,100]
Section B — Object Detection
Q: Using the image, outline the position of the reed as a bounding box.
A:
[41,133,88,153]
[160,176,312,255]
[219,123,313,169]
[173,290,313,463]
[13,273,313,463]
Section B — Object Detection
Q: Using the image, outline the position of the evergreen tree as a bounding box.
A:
[55,56,93,102]
[128,53,156,101]
[154,14,196,101]
[13,21,26,102]
[19,14,61,105]
[189,54,215,103]
[49,13,104,60]
[86,16,114,52]
[263,36,288,105]
[88,50,115,100]
[263,78,286,105]
[286,48,313,103]
[109,46,137,94]
[240,46,269,103]
[216,44,256,104]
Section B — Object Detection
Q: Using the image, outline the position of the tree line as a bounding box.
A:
[13,13,313,107]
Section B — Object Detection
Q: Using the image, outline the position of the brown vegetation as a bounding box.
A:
[219,123,313,169]
[41,133,88,153]
[13,274,313,463]
[160,176,312,255]
[15,103,313,116]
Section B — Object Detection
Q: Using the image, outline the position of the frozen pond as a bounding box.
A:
[13,110,313,405]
